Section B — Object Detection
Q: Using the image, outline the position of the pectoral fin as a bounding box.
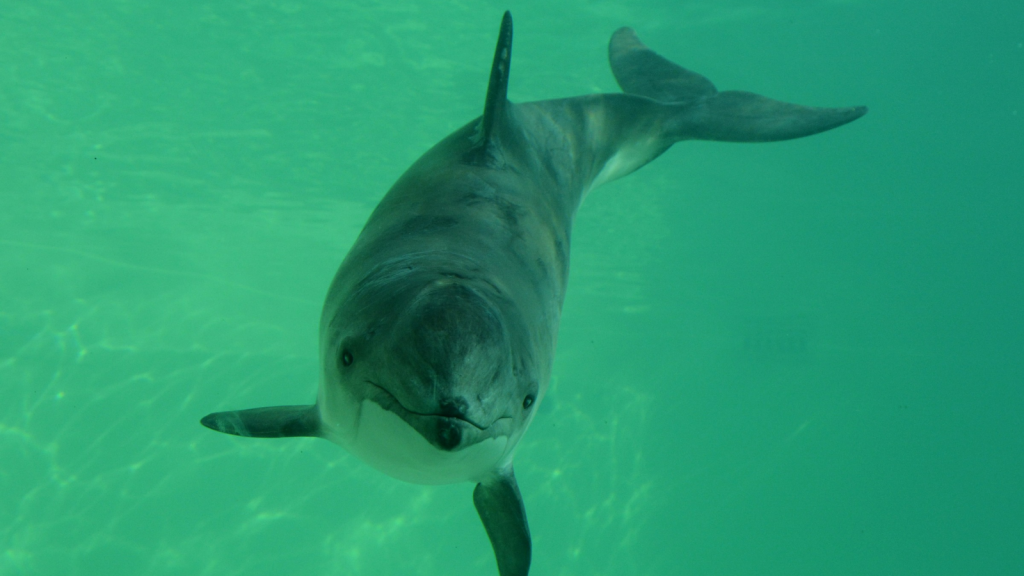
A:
[200,404,321,438]
[474,467,531,576]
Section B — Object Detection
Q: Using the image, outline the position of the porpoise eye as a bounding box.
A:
[341,350,354,367]
[522,394,535,409]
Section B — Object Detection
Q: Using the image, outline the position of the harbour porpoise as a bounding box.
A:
[201,12,866,576]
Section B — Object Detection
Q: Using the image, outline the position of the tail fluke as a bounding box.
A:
[609,27,867,142]
[609,27,716,104]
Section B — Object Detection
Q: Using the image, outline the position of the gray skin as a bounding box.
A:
[201,12,866,576]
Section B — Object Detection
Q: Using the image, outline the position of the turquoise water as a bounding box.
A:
[2,1,1022,575]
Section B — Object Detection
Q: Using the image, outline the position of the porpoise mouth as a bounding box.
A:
[367,381,492,429]
[366,380,513,451]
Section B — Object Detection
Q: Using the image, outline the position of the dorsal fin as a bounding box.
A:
[468,11,513,160]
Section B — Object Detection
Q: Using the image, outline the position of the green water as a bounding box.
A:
[2,1,1021,575]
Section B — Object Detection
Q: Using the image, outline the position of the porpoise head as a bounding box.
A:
[317,263,540,484]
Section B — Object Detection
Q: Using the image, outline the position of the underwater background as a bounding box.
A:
[1,1,1021,575]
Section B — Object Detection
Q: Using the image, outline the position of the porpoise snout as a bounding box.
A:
[436,418,463,451]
